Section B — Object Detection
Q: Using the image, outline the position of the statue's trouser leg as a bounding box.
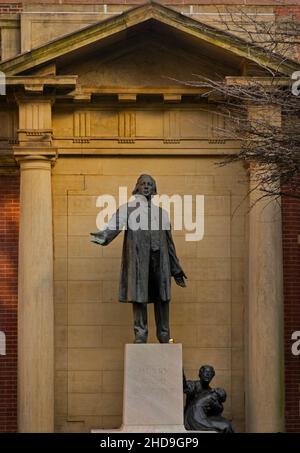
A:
[148,249,170,342]
[132,303,148,343]
[154,300,170,343]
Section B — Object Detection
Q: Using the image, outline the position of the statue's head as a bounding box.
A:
[199,365,215,384]
[132,174,157,199]
[214,387,226,403]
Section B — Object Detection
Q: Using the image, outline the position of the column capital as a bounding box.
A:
[14,93,56,106]
[245,160,258,177]
[13,148,57,167]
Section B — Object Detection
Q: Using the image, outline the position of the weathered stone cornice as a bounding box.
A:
[226,76,291,87]
[6,75,78,94]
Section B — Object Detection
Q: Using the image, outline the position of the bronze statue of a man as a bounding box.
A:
[91,174,187,344]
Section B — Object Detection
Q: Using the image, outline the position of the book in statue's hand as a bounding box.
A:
[90,232,106,245]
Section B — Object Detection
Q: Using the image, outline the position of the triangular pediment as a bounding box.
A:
[58,33,242,90]
[0,1,299,78]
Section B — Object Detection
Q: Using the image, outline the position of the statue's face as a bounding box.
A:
[199,366,215,383]
[136,175,155,199]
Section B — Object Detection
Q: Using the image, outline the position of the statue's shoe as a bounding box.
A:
[158,334,170,344]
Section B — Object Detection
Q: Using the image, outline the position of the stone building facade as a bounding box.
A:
[0,0,300,433]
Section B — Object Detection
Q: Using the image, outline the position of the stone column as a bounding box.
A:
[246,106,285,432]
[17,155,54,432]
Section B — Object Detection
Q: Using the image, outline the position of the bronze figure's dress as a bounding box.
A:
[183,365,234,433]
[184,389,234,433]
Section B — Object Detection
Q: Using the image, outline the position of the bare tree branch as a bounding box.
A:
[180,6,300,199]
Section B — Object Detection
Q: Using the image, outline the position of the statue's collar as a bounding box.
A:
[134,194,152,203]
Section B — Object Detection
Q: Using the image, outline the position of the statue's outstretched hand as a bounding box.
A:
[174,271,187,287]
[90,232,106,245]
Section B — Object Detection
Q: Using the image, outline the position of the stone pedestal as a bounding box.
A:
[122,344,185,432]
[93,344,187,433]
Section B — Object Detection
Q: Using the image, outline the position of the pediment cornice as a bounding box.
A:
[0,1,299,77]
